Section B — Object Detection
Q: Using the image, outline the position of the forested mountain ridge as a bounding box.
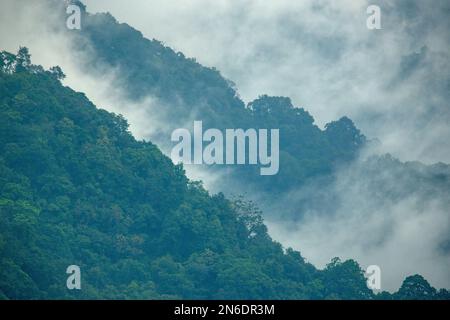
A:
[1,49,448,299]
[65,2,367,196]
[64,1,450,258]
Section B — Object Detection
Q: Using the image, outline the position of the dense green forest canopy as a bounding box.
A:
[0,49,449,299]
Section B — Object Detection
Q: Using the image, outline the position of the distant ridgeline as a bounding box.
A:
[61,1,366,202]
[59,2,450,232]
[1,49,449,299]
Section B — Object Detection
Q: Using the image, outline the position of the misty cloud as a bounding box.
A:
[265,155,450,291]
[83,0,450,164]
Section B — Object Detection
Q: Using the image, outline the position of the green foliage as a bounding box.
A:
[394,275,437,300]
[321,258,373,300]
[0,49,446,300]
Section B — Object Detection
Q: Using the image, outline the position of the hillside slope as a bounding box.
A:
[2,49,448,299]
[0,49,366,299]
[66,2,366,197]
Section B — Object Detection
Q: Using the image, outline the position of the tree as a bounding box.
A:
[15,47,31,72]
[394,275,437,300]
[49,66,66,80]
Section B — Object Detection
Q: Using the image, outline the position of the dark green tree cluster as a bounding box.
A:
[2,50,447,299]
[0,50,362,299]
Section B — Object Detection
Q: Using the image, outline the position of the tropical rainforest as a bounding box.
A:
[0,0,449,299]
[0,47,448,300]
